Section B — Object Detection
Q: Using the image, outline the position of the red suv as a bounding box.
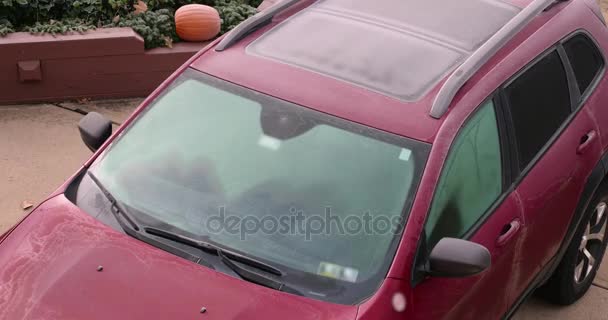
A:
[1,0,608,318]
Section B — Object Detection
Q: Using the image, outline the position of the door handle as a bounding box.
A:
[577,130,597,155]
[496,220,521,247]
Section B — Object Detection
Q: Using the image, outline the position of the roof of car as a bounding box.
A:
[246,0,520,102]
[191,0,574,143]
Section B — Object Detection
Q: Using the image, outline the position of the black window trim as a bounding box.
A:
[462,44,577,241]
[480,31,607,233]
[500,45,574,177]
[560,29,606,106]
[557,44,583,111]
[503,30,605,183]
[412,29,605,286]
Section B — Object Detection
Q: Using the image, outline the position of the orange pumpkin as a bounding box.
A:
[175,4,221,42]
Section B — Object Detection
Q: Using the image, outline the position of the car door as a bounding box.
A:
[411,98,526,319]
[500,45,602,304]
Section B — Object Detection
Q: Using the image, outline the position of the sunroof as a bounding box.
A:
[247,0,520,102]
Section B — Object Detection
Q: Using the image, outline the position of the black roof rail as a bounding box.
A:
[215,0,301,52]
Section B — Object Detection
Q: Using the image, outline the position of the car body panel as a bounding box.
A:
[411,194,524,319]
[3,0,608,319]
[355,277,413,319]
[188,0,570,145]
[191,33,443,143]
[385,0,572,282]
[578,5,608,150]
[513,107,602,299]
[0,195,357,320]
[505,0,607,306]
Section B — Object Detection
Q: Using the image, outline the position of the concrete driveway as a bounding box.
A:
[1,100,607,318]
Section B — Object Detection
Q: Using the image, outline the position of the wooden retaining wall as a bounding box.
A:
[0,28,209,104]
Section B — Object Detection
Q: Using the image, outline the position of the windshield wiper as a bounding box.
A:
[145,227,283,275]
[87,171,211,267]
[87,171,140,231]
[217,249,284,291]
[144,227,295,292]
[87,172,291,292]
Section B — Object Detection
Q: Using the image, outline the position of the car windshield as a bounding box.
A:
[89,68,430,304]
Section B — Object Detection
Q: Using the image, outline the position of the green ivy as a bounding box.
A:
[215,0,256,34]
[248,0,262,8]
[0,0,261,48]
[112,9,177,49]
[0,19,14,36]
[24,18,96,34]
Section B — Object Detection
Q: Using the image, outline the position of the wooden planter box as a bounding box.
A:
[0,28,209,104]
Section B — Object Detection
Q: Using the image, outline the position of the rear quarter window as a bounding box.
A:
[563,33,604,96]
[504,50,572,170]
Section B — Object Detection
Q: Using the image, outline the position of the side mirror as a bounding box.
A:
[78,112,112,152]
[427,238,491,278]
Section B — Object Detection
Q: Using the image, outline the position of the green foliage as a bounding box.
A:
[0,19,14,36]
[0,0,261,48]
[215,0,257,34]
[247,0,262,8]
[147,0,212,9]
[24,18,95,34]
[112,9,177,49]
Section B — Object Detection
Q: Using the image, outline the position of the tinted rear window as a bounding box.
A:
[504,50,571,170]
[563,34,604,96]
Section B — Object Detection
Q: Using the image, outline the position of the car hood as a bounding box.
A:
[0,195,357,320]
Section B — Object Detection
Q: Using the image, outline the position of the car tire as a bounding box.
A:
[540,181,608,305]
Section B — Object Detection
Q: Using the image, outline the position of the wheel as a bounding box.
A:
[541,183,608,305]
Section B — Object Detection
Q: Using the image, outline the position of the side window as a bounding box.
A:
[504,51,571,170]
[425,100,502,247]
[563,34,604,96]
